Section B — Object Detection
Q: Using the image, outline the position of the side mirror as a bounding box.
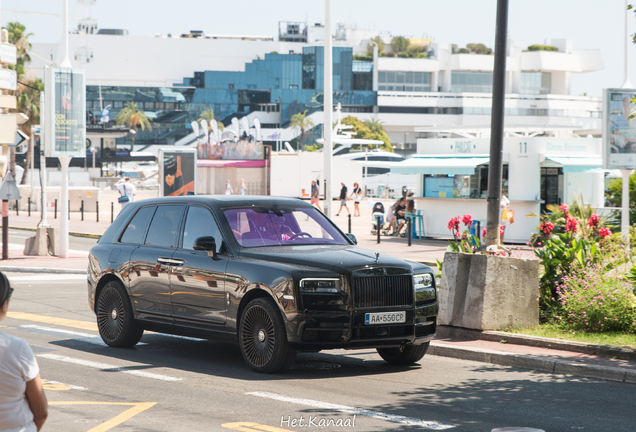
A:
[193,236,220,260]
[345,233,357,245]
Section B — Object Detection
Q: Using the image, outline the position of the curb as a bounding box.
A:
[428,342,636,384]
[7,226,102,240]
[0,266,86,274]
[436,326,636,361]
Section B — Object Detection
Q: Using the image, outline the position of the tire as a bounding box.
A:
[377,342,429,365]
[239,297,296,373]
[96,280,144,348]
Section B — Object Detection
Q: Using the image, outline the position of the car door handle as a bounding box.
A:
[157,257,185,266]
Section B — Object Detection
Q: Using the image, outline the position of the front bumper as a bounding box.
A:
[287,301,438,350]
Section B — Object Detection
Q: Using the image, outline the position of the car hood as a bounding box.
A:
[238,244,423,274]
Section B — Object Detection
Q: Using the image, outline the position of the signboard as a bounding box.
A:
[0,69,17,91]
[0,44,17,65]
[44,66,86,158]
[159,149,197,197]
[603,88,636,169]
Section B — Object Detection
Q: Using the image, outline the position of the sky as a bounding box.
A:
[1,0,634,97]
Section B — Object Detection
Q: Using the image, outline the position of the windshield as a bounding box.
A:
[223,206,349,248]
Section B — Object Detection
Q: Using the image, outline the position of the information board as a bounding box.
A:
[159,149,197,197]
[424,176,460,198]
[45,66,86,158]
[603,88,636,169]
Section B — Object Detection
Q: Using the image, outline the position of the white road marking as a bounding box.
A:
[246,392,456,430]
[19,324,147,346]
[37,354,181,382]
[44,380,87,390]
[9,275,87,281]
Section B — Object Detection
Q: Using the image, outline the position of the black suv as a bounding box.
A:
[88,196,438,373]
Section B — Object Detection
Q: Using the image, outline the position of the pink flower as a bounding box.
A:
[588,213,599,228]
[447,216,460,232]
[559,203,569,217]
[461,214,473,226]
[482,227,487,238]
[499,225,505,235]
[565,216,578,233]
[539,221,555,236]
[599,227,612,238]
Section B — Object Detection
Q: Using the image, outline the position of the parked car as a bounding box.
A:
[87,196,438,373]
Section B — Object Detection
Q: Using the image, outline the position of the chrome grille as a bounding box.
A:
[352,275,413,308]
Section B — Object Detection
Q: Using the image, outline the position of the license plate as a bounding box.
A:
[365,311,406,325]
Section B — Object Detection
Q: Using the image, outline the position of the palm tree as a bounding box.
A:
[198,109,224,131]
[115,102,153,151]
[6,22,33,79]
[364,118,385,135]
[289,110,314,149]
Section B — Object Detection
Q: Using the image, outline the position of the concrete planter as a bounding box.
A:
[438,252,539,330]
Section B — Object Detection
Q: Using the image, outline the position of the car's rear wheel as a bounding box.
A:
[96,280,144,347]
[239,297,296,373]
[377,342,429,364]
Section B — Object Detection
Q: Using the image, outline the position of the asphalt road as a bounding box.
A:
[0,272,634,432]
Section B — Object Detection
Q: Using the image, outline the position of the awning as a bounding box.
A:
[391,156,490,175]
[544,156,603,173]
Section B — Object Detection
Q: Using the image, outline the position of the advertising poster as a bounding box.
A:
[604,88,636,169]
[424,176,460,198]
[160,149,196,197]
[46,67,86,158]
[198,132,264,161]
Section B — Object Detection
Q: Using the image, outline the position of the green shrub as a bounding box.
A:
[556,262,636,333]
[527,44,558,52]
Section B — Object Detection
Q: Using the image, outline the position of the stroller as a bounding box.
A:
[371,202,389,235]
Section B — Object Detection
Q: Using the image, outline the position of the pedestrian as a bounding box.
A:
[0,272,48,432]
[310,180,321,211]
[237,179,247,195]
[388,197,407,235]
[349,182,362,217]
[224,180,233,195]
[336,183,350,216]
[500,192,512,241]
[115,176,136,208]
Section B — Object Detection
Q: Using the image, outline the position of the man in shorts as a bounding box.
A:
[310,180,321,211]
[336,183,350,216]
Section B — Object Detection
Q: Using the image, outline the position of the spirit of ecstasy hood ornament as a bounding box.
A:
[375,252,379,263]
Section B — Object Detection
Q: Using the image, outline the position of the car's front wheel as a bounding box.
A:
[377,342,429,364]
[239,297,296,373]
[96,280,144,347]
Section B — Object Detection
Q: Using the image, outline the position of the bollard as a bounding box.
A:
[27,197,31,217]
[407,217,412,246]
[15,200,18,216]
[54,199,57,219]
[348,214,351,234]
[81,200,84,221]
[476,220,481,241]
[96,201,99,222]
[111,202,114,223]
[376,216,381,244]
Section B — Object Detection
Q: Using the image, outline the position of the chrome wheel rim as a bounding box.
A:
[97,287,125,343]
[241,305,275,368]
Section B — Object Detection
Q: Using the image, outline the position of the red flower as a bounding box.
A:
[599,227,612,238]
[588,213,599,228]
[447,216,460,232]
[461,214,473,226]
[539,221,555,236]
[499,225,505,235]
[559,203,569,217]
[565,216,578,233]
[482,227,487,238]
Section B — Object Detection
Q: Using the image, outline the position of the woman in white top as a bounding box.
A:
[500,192,511,241]
[0,273,48,432]
[224,180,233,195]
[238,179,247,195]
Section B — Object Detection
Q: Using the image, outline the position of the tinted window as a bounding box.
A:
[145,205,184,248]
[182,206,223,252]
[119,206,154,244]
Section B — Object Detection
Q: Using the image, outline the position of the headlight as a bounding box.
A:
[414,273,433,289]
[300,278,341,293]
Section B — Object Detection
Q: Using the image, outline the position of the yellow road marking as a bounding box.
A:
[49,402,156,432]
[7,312,98,332]
[222,422,294,432]
[42,381,72,391]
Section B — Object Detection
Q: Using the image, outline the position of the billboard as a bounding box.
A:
[603,88,636,169]
[159,149,196,197]
[45,66,86,158]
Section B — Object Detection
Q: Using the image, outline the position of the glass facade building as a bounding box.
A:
[378,71,432,92]
[450,71,493,93]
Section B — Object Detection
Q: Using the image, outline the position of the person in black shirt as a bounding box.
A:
[389,197,407,235]
[336,183,350,216]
